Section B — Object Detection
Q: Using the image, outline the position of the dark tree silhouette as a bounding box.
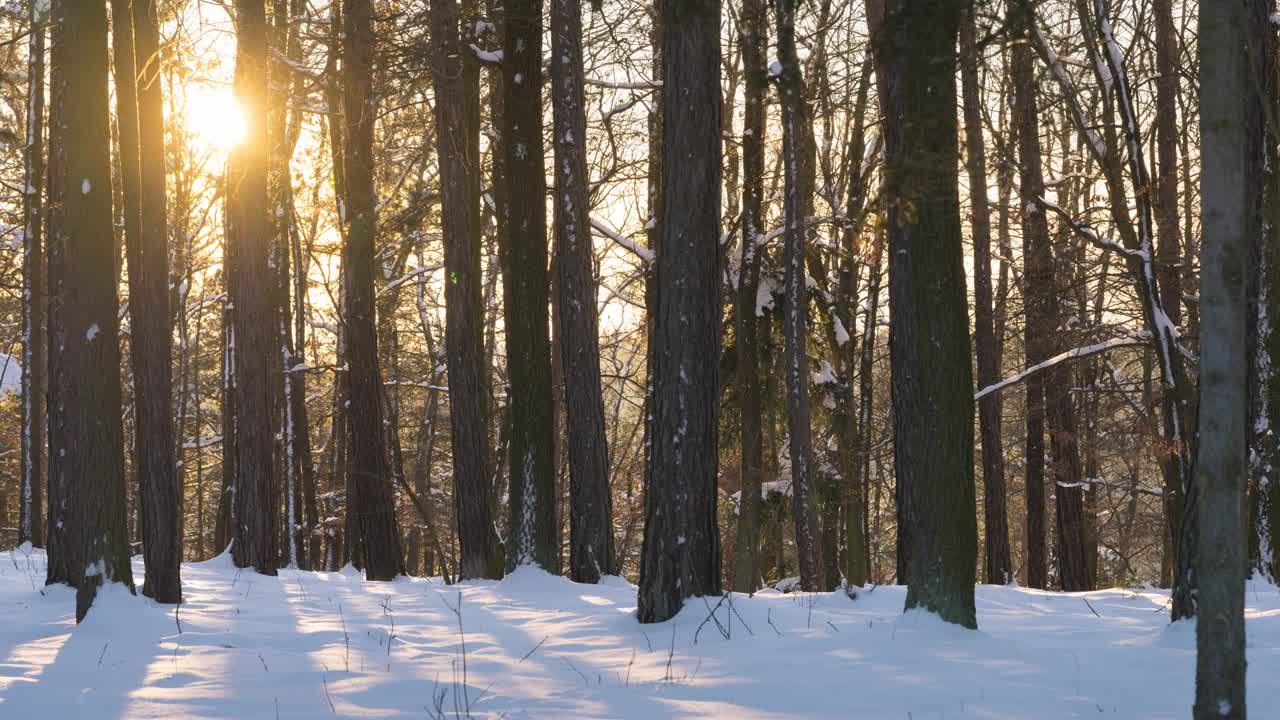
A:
[227,0,279,575]
[551,0,616,583]
[871,0,977,627]
[500,0,557,572]
[637,0,722,624]
[48,0,135,620]
[342,0,404,581]
[431,0,501,579]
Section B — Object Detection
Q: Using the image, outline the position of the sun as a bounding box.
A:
[184,86,247,152]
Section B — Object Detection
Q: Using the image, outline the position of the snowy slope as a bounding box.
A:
[1,546,1278,718]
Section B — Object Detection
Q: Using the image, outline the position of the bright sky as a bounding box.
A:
[184,86,246,153]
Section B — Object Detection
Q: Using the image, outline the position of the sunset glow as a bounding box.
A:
[184,87,247,152]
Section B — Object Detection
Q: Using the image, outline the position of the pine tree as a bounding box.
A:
[132,0,183,603]
[872,0,977,627]
[637,0,722,624]
[1154,0,1190,591]
[732,0,768,594]
[341,0,404,581]
[1012,3,1088,591]
[431,0,501,580]
[48,0,135,620]
[551,0,615,583]
[228,0,279,575]
[19,0,47,551]
[501,0,557,572]
[1011,14,1047,590]
[776,0,823,593]
[960,3,1011,586]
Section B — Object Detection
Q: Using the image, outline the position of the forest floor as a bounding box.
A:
[1,547,1279,718]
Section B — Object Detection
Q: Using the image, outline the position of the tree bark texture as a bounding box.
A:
[872,0,978,627]
[432,0,501,579]
[637,0,723,624]
[551,0,616,583]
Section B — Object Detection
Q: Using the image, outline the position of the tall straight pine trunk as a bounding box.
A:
[1012,5,1089,591]
[132,0,182,602]
[732,0,767,594]
[432,0,501,579]
[49,0,135,620]
[1153,0,1190,586]
[871,0,977,627]
[551,0,615,583]
[501,0,557,572]
[641,4,662,519]
[834,57,874,589]
[322,4,348,570]
[777,0,823,593]
[638,0,722,624]
[228,0,278,575]
[960,4,1010,585]
[19,0,46,550]
[342,0,404,580]
[1011,22,1048,590]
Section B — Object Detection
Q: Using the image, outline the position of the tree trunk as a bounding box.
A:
[855,233,883,583]
[228,0,278,575]
[642,3,662,511]
[1259,12,1280,581]
[49,0,135,619]
[1153,0,1183,373]
[960,4,1010,585]
[638,0,722,624]
[341,0,404,580]
[551,0,615,583]
[284,21,319,566]
[732,0,767,594]
[432,0,501,580]
[1046,373,1090,590]
[130,0,182,603]
[284,5,311,530]
[830,55,874,590]
[293,262,319,569]
[275,209,309,568]
[1153,0,1192,598]
[1011,17,1047,591]
[414,265,453,579]
[268,0,296,569]
[44,49,72,585]
[871,0,977,627]
[1013,5,1089,592]
[464,1,496,541]
[216,299,236,555]
[322,11,348,570]
[1193,2,1256,715]
[20,3,46,550]
[777,0,823,593]
[108,0,143,573]
[499,0,557,572]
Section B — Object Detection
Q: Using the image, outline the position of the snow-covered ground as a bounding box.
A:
[1,547,1278,719]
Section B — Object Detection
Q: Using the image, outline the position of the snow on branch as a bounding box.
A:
[469,45,503,64]
[974,337,1148,400]
[1029,25,1107,164]
[590,216,654,264]
[1034,198,1147,262]
[183,435,224,451]
[584,78,660,90]
[379,263,444,297]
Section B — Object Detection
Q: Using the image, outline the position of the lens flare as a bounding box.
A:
[184,87,247,152]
